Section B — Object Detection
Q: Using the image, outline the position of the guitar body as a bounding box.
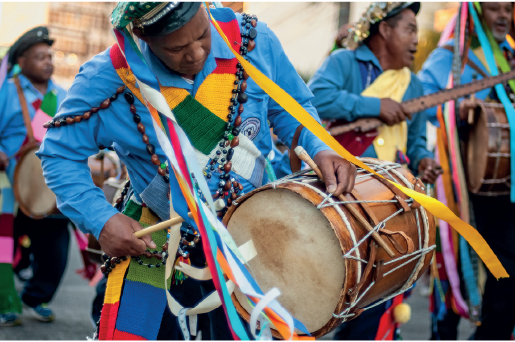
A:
[326,119,379,156]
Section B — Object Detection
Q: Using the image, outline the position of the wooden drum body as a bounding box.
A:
[467,102,511,195]
[13,142,57,219]
[223,158,436,338]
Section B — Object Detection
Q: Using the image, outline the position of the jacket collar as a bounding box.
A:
[355,44,384,73]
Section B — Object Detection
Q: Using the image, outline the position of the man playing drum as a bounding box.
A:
[0,27,69,326]
[36,2,356,339]
[308,2,442,339]
[418,2,515,339]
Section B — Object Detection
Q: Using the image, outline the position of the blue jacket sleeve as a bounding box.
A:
[0,81,29,157]
[36,69,119,239]
[308,50,381,121]
[265,27,331,159]
[417,47,454,126]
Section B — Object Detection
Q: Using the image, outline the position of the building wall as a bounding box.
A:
[0,2,50,56]
[47,2,116,88]
[0,2,116,89]
[244,2,340,79]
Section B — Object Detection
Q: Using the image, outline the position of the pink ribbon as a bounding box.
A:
[435,145,469,316]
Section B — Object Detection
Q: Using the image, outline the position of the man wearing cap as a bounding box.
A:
[308,2,440,339]
[0,27,68,326]
[418,2,515,339]
[36,2,356,339]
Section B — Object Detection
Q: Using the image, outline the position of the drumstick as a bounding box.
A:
[134,212,193,238]
[294,147,396,258]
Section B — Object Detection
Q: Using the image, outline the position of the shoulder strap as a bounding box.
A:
[13,76,35,143]
[289,125,304,173]
[441,45,489,78]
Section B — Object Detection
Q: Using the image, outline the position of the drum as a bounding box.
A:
[466,102,511,196]
[223,158,436,338]
[13,142,57,219]
[88,151,121,188]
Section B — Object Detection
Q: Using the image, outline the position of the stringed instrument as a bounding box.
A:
[327,69,515,138]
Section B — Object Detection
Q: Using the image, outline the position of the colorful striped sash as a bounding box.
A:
[99,197,169,340]
[99,13,250,340]
[109,14,266,188]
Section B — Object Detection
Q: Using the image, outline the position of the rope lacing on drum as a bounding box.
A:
[342,208,402,258]
[330,160,434,322]
[270,169,311,189]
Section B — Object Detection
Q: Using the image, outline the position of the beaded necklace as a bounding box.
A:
[44,12,259,274]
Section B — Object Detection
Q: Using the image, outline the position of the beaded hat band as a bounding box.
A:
[344,2,420,49]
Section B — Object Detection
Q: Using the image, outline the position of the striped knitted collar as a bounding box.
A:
[139,21,233,89]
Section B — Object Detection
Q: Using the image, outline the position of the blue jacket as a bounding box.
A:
[308,44,433,170]
[36,14,330,238]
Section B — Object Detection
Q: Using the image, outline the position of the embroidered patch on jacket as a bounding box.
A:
[240,117,260,140]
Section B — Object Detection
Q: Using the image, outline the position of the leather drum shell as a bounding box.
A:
[13,142,57,219]
[222,158,435,339]
[466,102,511,195]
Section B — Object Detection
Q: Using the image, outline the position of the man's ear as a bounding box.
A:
[132,27,149,44]
[378,21,391,41]
[17,56,26,70]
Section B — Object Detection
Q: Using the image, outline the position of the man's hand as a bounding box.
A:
[418,157,443,184]
[459,98,482,122]
[0,152,9,171]
[313,150,357,197]
[99,213,157,257]
[379,98,412,126]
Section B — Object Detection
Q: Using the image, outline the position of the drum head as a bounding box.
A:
[227,188,346,334]
[467,105,488,193]
[14,145,56,219]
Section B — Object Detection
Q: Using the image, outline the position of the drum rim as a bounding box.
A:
[223,179,352,339]
[13,142,57,219]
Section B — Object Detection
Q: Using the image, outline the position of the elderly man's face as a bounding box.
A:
[384,9,419,69]
[481,2,513,43]
[138,6,212,78]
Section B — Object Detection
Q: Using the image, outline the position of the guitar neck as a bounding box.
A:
[402,69,515,113]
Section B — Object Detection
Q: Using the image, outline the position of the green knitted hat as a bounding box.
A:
[111,2,202,36]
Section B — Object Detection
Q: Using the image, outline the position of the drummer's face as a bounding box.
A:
[18,43,54,83]
[481,2,513,43]
[136,6,212,79]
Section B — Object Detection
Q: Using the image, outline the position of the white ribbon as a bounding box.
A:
[176,239,257,280]
[250,288,281,340]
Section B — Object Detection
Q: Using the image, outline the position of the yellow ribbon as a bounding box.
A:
[208,12,509,279]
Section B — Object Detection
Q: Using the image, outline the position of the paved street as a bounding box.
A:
[1,232,475,340]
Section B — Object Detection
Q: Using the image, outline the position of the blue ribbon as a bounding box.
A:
[469,2,515,202]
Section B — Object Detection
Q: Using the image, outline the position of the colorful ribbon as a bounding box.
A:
[209,9,509,279]
[469,2,515,203]
[113,7,314,339]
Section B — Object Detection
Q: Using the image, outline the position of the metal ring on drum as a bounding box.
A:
[222,158,436,339]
